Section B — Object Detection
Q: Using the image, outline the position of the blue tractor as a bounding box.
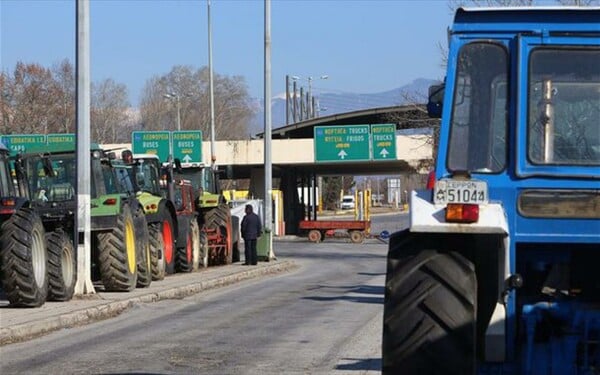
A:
[382,7,599,374]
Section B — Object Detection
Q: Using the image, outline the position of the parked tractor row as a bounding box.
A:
[0,140,239,307]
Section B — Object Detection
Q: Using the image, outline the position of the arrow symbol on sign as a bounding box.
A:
[182,155,192,163]
[338,150,348,159]
[380,148,389,158]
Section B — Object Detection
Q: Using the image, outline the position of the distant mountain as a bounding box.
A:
[249,78,437,136]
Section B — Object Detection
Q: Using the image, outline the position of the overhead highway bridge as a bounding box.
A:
[105,105,435,234]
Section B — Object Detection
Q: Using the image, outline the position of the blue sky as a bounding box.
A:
[1,0,453,106]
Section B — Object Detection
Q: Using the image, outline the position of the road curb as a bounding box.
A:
[0,260,297,346]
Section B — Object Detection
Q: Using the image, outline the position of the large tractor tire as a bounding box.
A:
[205,204,232,265]
[46,230,76,301]
[160,209,176,275]
[0,208,48,307]
[96,204,137,292]
[149,223,166,281]
[135,211,152,288]
[382,243,477,375]
[176,219,196,273]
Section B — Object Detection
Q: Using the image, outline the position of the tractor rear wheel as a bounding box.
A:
[0,208,48,307]
[96,204,137,292]
[382,246,476,375]
[176,219,196,273]
[149,223,165,281]
[135,212,152,288]
[160,209,176,274]
[46,230,76,301]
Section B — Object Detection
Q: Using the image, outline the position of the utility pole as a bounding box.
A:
[75,0,94,295]
[264,0,274,259]
[208,0,216,166]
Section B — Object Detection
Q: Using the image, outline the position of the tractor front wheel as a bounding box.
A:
[96,204,137,292]
[149,223,166,281]
[46,230,76,301]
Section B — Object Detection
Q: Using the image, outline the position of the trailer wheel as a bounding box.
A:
[149,223,165,281]
[46,230,76,301]
[176,220,195,273]
[135,213,152,288]
[0,208,48,307]
[198,227,209,268]
[97,204,137,292]
[349,230,364,244]
[382,247,476,375]
[308,229,322,243]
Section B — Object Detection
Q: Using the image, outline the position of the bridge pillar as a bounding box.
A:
[280,168,302,235]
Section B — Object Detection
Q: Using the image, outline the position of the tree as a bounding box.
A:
[50,59,75,134]
[139,65,255,140]
[4,62,60,134]
[91,79,131,143]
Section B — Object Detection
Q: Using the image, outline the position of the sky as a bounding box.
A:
[1,0,454,106]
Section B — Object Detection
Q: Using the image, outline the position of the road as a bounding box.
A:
[0,230,398,374]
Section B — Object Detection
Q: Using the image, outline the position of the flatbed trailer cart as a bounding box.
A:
[298,220,370,243]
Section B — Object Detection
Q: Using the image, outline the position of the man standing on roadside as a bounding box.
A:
[241,204,262,265]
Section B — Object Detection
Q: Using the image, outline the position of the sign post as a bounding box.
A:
[0,134,47,154]
[314,125,371,162]
[47,133,76,150]
[172,130,203,164]
[371,124,396,160]
[132,131,171,161]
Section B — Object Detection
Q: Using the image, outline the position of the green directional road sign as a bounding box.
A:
[132,131,171,162]
[172,130,203,164]
[47,133,75,151]
[0,134,47,155]
[371,124,396,160]
[314,125,370,162]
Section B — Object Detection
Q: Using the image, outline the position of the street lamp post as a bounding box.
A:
[163,92,181,131]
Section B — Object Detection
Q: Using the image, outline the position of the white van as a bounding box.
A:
[340,195,356,210]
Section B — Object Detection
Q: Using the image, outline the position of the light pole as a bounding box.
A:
[163,92,181,131]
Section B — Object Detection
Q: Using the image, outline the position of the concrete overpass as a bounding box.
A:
[105,105,435,234]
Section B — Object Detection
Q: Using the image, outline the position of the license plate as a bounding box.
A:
[434,179,488,205]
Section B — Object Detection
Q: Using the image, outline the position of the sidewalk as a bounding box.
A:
[0,260,296,346]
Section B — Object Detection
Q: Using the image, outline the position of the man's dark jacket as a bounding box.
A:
[241,212,262,240]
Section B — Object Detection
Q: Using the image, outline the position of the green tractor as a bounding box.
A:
[120,152,178,280]
[12,144,150,293]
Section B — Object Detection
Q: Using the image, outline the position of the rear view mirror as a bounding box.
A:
[427,84,445,118]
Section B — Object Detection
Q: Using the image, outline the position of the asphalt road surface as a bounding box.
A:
[0,236,393,374]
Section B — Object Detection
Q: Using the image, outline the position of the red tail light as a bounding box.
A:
[103,198,118,205]
[426,170,436,190]
[446,203,479,223]
[1,198,16,206]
